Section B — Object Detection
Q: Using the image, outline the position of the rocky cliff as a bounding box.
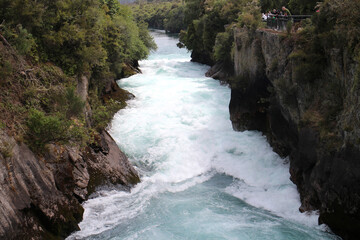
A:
[207,27,360,239]
[0,129,139,239]
[0,38,140,239]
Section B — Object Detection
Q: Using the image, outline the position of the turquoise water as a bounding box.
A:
[68,30,339,240]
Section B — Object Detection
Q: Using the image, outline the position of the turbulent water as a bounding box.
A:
[68,30,339,240]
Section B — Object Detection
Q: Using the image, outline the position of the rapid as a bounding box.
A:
[67,30,339,240]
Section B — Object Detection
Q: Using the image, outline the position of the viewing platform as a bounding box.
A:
[266,15,311,31]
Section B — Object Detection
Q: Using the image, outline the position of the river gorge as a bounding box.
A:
[67,30,339,240]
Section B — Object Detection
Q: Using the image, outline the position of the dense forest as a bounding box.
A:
[178,0,359,69]
[131,0,187,33]
[0,0,156,151]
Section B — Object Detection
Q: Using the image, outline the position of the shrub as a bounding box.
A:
[26,109,69,150]
[214,30,234,63]
[64,87,85,118]
[26,108,89,151]
[43,86,85,118]
[3,24,36,56]
[14,25,36,56]
[0,60,13,84]
[91,99,122,131]
[237,0,261,31]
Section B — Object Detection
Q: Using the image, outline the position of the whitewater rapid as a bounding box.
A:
[67,30,339,240]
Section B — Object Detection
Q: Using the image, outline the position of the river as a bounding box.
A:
[68,30,339,240]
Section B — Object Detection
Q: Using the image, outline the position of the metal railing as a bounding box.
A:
[266,15,311,31]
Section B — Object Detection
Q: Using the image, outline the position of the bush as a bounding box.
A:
[2,24,36,56]
[0,59,13,84]
[14,25,36,56]
[64,87,85,118]
[214,30,234,63]
[91,99,122,131]
[237,0,261,31]
[26,108,89,151]
[238,12,260,30]
[26,109,69,150]
[43,86,85,118]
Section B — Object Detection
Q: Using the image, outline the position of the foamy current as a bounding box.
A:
[67,30,339,240]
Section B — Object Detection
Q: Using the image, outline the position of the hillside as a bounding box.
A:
[0,0,155,238]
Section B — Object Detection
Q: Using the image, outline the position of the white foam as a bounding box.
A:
[67,31,337,239]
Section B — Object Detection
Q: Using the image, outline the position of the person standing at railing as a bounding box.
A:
[282,6,292,16]
[262,13,268,21]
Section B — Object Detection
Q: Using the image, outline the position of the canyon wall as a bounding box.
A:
[0,129,139,239]
[208,27,360,239]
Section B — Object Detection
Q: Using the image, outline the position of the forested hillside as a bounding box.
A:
[0,0,156,151]
[0,0,154,238]
[131,0,187,33]
[178,0,322,65]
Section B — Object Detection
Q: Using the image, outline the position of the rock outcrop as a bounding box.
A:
[0,36,140,239]
[0,130,139,239]
[210,27,360,239]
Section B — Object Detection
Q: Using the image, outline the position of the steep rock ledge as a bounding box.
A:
[0,129,139,239]
[217,28,360,239]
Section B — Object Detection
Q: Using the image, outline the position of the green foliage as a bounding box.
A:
[213,30,233,63]
[0,0,153,154]
[13,25,36,56]
[131,1,187,33]
[26,109,69,150]
[237,0,261,31]
[91,98,122,131]
[0,59,13,83]
[288,0,317,15]
[259,0,317,14]
[180,0,260,64]
[260,0,287,12]
[26,108,88,151]
[0,0,156,77]
[289,0,360,84]
[164,5,186,33]
[313,0,360,52]
[138,22,158,50]
[2,24,36,56]
[64,87,86,118]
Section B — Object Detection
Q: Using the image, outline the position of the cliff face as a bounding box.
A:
[209,28,360,239]
[0,39,140,239]
[0,129,139,239]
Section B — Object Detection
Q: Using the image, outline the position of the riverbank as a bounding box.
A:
[0,35,140,239]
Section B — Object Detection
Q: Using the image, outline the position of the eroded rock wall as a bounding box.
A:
[224,28,360,239]
[0,130,139,239]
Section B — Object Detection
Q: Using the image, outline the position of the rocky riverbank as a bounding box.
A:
[0,129,139,239]
[0,37,140,239]
[206,27,360,240]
